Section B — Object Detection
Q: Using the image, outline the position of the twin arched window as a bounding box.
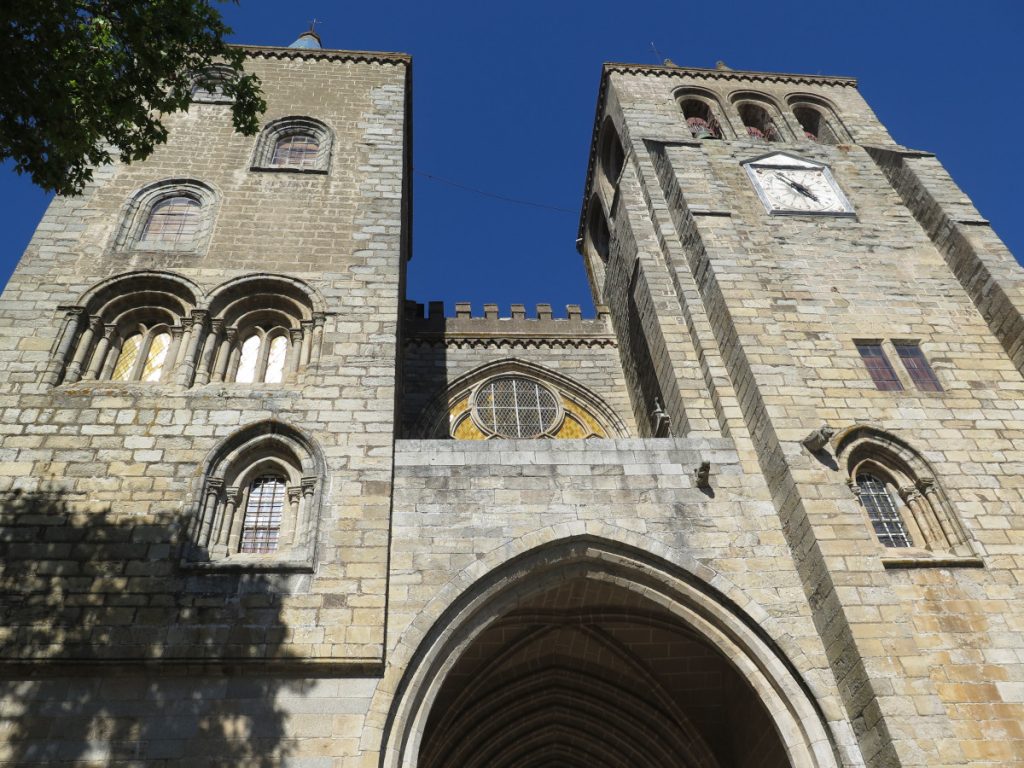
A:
[47,273,324,388]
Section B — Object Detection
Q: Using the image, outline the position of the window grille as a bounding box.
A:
[142,196,201,243]
[239,475,286,553]
[856,473,913,547]
[272,135,320,169]
[856,343,904,391]
[475,378,558,438]
[894,343,942,391]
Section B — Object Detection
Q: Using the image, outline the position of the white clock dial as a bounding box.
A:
[744,153,854,216]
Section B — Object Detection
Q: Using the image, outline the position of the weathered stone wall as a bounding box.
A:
[596,66,1024,765]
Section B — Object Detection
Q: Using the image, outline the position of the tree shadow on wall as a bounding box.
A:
[0,486,306,766]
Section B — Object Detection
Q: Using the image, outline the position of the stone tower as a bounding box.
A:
[1,40,1023,768]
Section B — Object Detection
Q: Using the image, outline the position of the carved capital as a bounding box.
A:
[898,485,921,503]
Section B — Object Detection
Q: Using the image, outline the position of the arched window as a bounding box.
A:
[271,134,321,169]
[141,196,201,244]
[191,64,235,104]
[855,471,913,548]
[203,275,323,387]
[185,421,324,571]
[239,474,287,553]
[675,87,731,140]
[47,271,199,386]
[232,329,291,384]
[679,99,723,139]
[585,200,610,264]
[737,102,783,142]
[252,117,332,174]
[597,117,625,188]
[412,361,627,441]
[793,106,839,144]
[115,180,218,253]
[835,425,977,561]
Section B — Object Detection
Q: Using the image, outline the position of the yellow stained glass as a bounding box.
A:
[235,335,261,383]
[141,332,171,382]
[265,336,288,383]
[452,414,486,440]
[562,398,607,438]
[111,334,142,381]
[555,414,589,439]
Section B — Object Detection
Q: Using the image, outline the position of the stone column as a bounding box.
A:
[309,313,325,367]
[898,485,938,547]
[64,316,103,383]
[175,318,193,368]
[296,476,317,551]
[299,320,314,367]
[286,328,304,375]
[918,477,962,550]
[177,311,208,386]
[212,328,237,383]
[83,324,118,380]
[194,319,223,386]
[218,486,243,556]
[164,325,184,379]
[197,478,224,550]
[43,308,85,385]
[281,486,302,548]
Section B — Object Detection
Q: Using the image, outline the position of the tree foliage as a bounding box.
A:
[0,1,266,195]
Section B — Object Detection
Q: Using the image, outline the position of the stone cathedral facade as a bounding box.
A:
[1,30,1023,768]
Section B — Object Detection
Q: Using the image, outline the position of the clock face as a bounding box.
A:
[744,153,854,216]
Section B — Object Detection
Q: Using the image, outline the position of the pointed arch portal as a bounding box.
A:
[380,538,841,768]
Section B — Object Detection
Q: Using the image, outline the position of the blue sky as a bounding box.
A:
[2,0,1022,316]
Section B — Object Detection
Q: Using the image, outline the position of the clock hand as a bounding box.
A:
[775,173,819,201]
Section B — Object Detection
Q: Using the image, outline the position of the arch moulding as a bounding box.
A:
[370,526,857,768]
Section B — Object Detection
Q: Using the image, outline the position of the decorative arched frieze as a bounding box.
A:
[832,424,980,564]
[413,359,628,440]
[113,178,219,254]
[47,271,202,386]
[183,420,325,571]
[251,116,334,173]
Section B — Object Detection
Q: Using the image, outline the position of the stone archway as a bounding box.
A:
[380,538,841,768]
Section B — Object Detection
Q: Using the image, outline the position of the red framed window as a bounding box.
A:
[856,343,903,391]
[894,342,942,392]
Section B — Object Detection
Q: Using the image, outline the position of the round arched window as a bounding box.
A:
[473,377,560,438]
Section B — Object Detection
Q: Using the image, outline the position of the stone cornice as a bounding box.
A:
[406,335,617,351]
[233,44,410,66]
[604,62,857,87]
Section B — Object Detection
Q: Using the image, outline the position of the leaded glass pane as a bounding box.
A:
[111,334,142,381]
[264,336,288,383]
[141,332,171,382]
[271,134,320,169]
[894,343,942,392]
[235,334,261,383]
[857,473,913,548]
[856,343,903,391]
[239,475,285,553]
[142,196,200,243]
[475,378,558,438]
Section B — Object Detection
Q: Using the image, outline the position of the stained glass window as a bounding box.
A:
[856,343,904,391]
[265,336,288,383]
[475,378,558,438]
[857,473,913,548]
[236,335,261,383]
[111,334,142,381]
[271,135,320,169]
[142,196,200,244]
[894,343,942,392]
[239,475,285,553]
[141,332,171,382]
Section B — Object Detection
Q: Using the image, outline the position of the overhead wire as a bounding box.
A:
[413,169,576,215]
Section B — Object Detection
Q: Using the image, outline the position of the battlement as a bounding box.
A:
[403,301,615,349]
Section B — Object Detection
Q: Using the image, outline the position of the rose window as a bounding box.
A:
[473,377,559,438]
